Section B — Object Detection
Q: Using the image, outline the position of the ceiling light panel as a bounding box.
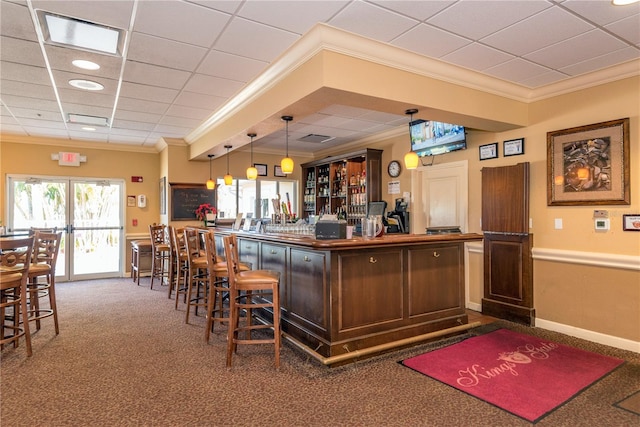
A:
[37,10,125,56]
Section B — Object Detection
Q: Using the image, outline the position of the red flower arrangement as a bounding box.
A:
[195,203,217,221]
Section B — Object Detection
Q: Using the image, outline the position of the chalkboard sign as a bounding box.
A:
[170,183,216,221]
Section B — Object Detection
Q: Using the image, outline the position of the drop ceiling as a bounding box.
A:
[1,0,638,157]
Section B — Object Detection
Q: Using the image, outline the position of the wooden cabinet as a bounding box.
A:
[301,148,382,225]
[289,248,328,333]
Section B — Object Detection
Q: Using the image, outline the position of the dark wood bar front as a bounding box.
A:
[217,231,483,365]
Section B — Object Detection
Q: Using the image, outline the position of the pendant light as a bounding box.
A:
[206,154,215,190]
[404,109,420,170]
[280,115,294,174]
[246,133,258,180]
[223,145,233,185]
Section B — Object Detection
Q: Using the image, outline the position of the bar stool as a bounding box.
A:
[27,231,62,334]
[184,227,209,323]
[149,224,171,290]
[0,236,34,356]
[223,234,281,368]
[131,240,152,286]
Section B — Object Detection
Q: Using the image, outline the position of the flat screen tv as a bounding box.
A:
[410,119,466,157]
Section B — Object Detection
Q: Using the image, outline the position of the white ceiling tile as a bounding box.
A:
[158,115,204,128]
[237,0,349,34]
[165,104,212,120]
[214,17,299,63]
[113,109,162,124]
[24,127,70,138]
[0,62,50,86]
[45,44,123,78]
[119,82,179,104]
[107,127,150,138]
[152,123,192,135]
[1,94,60,111]
[123,61,191,90]
[183,73,245,98]
[127,32,208,71]
[173,91,226,111]
[0,80,57,100]
[117,97,169,115]
[369,0,455,21]
[61,103,113,118]
[0,114,20,125]
[31,0,135,29]
[525,30,629,69]
[393,24,470,58]
[605,14,640,45]
[107,135,147,144]
[518,70,569,88]
[426,0,551,40]
[0,37,46,67]
[560,46,640,76]
[134,0,231,47]
[111,119,156,132]
[330,1,418,42]
[67,122,111,134]
[481,7,594,56]
[0,1,38,41]
[441,43,514,71]
[67,130,109,141]
[9,107,63,121]
[196,51,267,82]
[17,117,68,129]
[484,58,552,83]
[1,124,27,134]
[188,0,242,14]
[562,0,640,26]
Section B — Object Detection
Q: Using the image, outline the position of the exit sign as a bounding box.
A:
[58,151,80,166]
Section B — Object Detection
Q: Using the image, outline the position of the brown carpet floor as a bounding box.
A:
[1,277,639,426]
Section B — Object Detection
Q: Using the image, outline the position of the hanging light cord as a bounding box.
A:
[285,119,289,157]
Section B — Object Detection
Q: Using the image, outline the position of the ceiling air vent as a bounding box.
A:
[68,113,109,127]
[298,134,335,143]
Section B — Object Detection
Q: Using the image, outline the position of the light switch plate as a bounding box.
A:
[554,218,563,229]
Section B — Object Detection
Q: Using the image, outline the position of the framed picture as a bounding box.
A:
[504,138,524,156]
[547,118,630,206]
[127,195,136,207]
[274,165,286,177]
[254,163,267,176]
[623,214,640,231]
[479,143,498,160]
[159,176,167,214]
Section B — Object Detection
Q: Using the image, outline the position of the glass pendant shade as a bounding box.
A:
[246,133,258,180]
[404,151,419,170]
[223,145,232,185]
[404,108,419,170]
[206,154,215,190]
[281,157,294,174]
[280,116,294,174]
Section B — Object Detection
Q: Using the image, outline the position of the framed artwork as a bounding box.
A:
[274,165,286,177]
[623,214,640,231]
[127,195,136,207]
[159,177,167,214]
[479,143,498,160]
[547,118,630,206]
[504,138,524,156]
[255,163,267,176]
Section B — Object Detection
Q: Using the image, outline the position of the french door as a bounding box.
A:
[7,175,125,281]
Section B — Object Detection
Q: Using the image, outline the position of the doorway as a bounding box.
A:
[7,175,125,281]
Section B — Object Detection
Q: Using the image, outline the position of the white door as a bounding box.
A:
[410,160,468,234]
[7,175,125,281]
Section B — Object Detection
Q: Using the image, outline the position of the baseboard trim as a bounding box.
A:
[535,317,640,353]
[466,301,482,311]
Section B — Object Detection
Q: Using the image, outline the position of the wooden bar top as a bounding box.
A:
[228,230,483,249]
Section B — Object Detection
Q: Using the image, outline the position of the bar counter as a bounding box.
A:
[216,229,483,366]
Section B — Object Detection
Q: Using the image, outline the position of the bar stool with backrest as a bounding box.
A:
[184,227,209,323]
[169,226,188,306]
[0,236,34,356]
[223,234,281,369]
[149,224,171,290]
[27,230,62,334]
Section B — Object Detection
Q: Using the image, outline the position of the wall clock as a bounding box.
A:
[387,160,402,178]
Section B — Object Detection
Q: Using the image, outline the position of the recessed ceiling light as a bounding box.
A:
[37,10,125,56]
[612,0,639,4]
[82,126,96,131]
[69,79,104,91]
[72,59,100,70]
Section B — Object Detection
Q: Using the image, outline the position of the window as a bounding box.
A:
[216,178,297,220]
